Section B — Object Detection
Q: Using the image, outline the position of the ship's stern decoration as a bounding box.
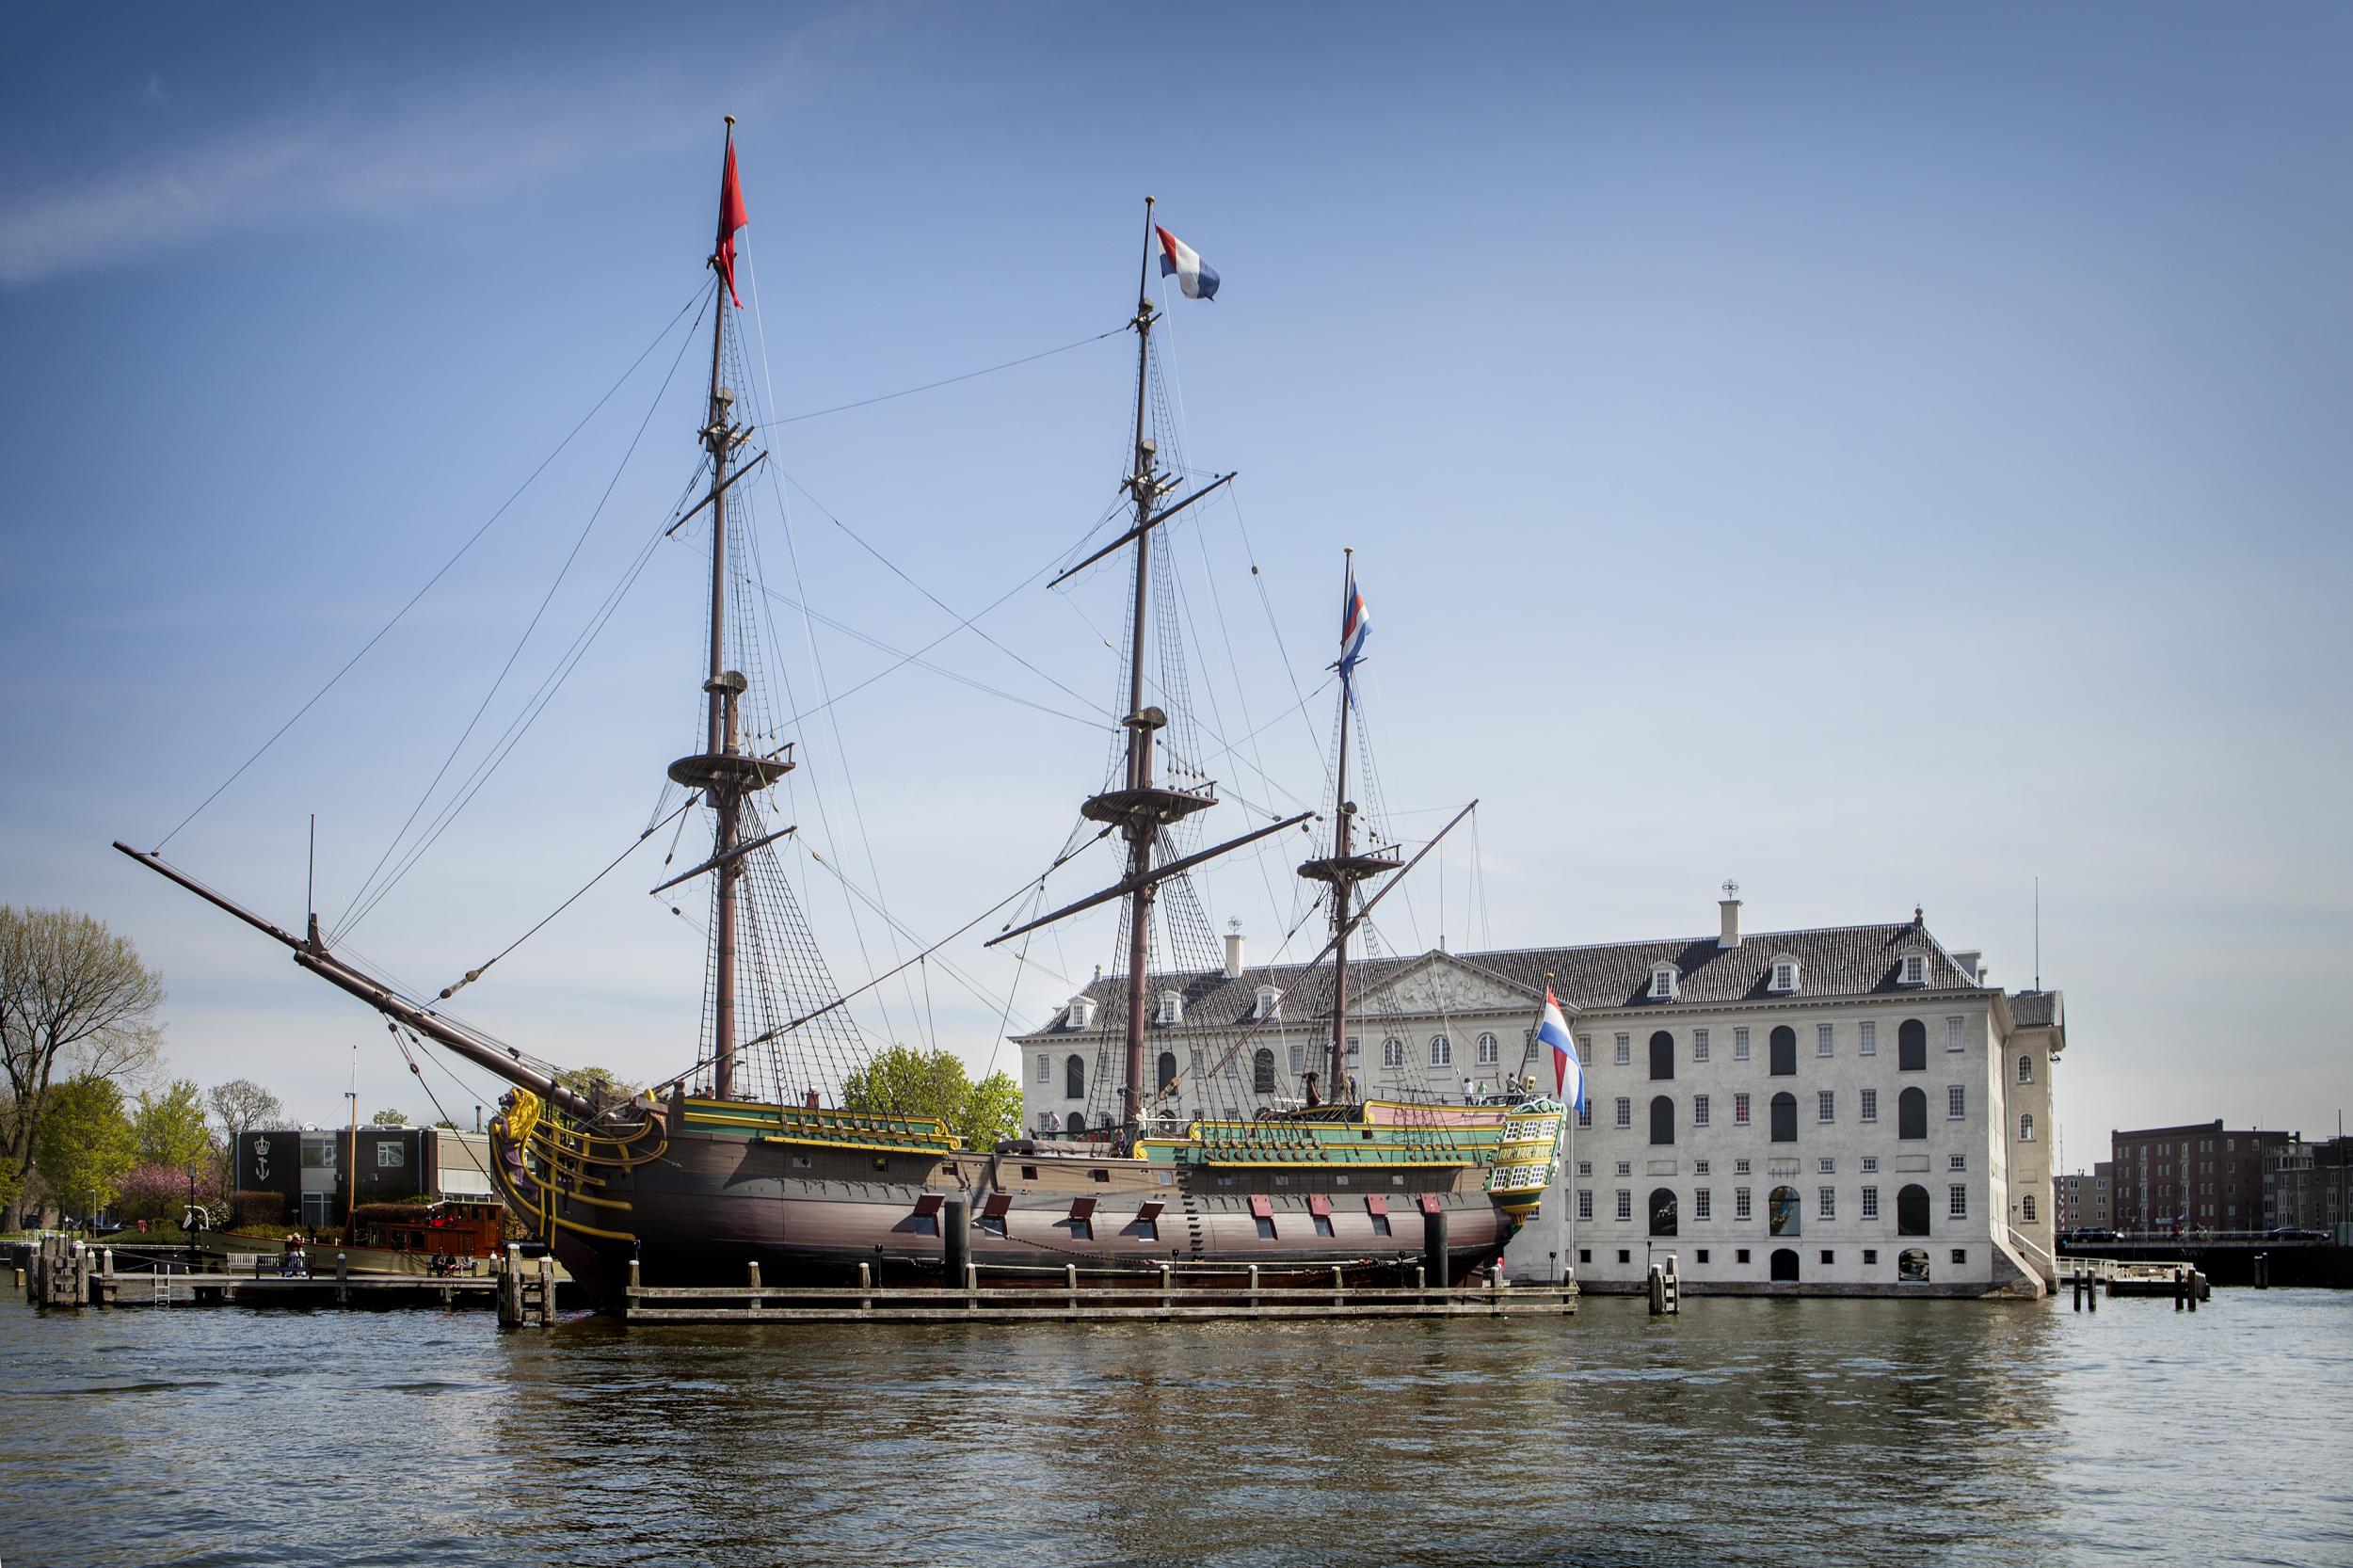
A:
[1482,1096,1566,1220]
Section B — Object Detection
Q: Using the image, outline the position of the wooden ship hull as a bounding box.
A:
[492,1091,1559,1308]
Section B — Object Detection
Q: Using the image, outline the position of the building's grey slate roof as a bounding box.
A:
[2007,990,2063,1029]
[1014,915,1992,1042]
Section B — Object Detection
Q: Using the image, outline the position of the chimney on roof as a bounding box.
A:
[1719,881,1742,950]
[1223,919,1245,979]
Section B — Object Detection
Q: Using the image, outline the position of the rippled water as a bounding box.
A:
[3,1288,2347,1566]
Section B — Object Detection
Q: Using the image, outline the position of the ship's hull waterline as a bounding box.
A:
[498,1118,1521,1309]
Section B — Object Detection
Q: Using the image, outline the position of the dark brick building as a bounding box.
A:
[2110,1121,2287,1233]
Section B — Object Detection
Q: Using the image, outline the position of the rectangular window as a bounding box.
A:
[1817,1023,1833,1057]
[1949,1185,1968,1219]
[1523,1031,1539,1063]
[1693,1029,1710,1063]
[1859,1020,1877,1056]
[1615,1097,1632,1129]
[376,1143,405,1169]
[1860,1088,1878,1123]
[1861,1186,1879,1220]
[1734,1027,1752,1062]
[1947,1085,1966,1120]
[2021,1194,2038,1223]
[301,1136,336,1170]
[1817,1158,1835,1175]
[1861,1156,1878,1173]
[1694,1189,1713,1221]
[1863,1248,1878,1265]
[1734,1092,1752,1126]
[1312,1214,1334,1237]
[1289,1044,1305,1074]
[1949,1154,1967,1172]
[1577,1160,1593,1177]
[1734,1158,1751,1176]
[1254,1217,1274,1240]
[1817,1090,1835,1123]
[1614,1160,1631,1177]
[1952,1248,1968,1265]
[1945,1016,1963,1051]
[1694,1160,1711,1176]
[1346,1036,1360,1061]
[1036,1054,1051,1084]
[1577,1190,1593,1222]
[1817,1187,1836,1220]
[1614,1033,1631,1067]
[1577,1104,1592,1129]
[1735,1188,1753,1222]
[1693,1094,1711,1127]
[1615,1190,1632,1223]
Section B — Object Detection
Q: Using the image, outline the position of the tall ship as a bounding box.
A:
[120,125,1565,1310]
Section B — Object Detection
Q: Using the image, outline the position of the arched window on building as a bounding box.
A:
[1897,1183,1931,1235]
[1898,1086,1928,1140]
[1158,1051,1177,1093]
[1769,1026,1797,1076]
[1650,1096,1673,1145]
[1382,1038,1404,1068]
[2019,1112,2036,1143]
[1649,1188,1678,1236]
[1769,1092,1797,1142]
[1898,1018,1927,1071]
[1769,1186,1801,1236]
[1477,1032,1499,1065]
[1429,1034,1453,1067]
[1064,1054,1085,1101]
[1649,1031,1674,1080]
[1253,1048,1276,1096]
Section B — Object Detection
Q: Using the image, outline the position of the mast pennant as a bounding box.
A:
[1154,225,1220,300]
[715,133,749,308]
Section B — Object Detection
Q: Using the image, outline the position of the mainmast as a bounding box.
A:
[1298,551,1397,1104]
[667,117,791,1101]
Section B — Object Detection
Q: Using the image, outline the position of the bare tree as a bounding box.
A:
[1,906,165,1229]
[207,1077,285,1192]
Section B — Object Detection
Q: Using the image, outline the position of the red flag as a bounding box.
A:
[715,136,748,308]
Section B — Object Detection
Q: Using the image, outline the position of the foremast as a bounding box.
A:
[665,116,792,1101]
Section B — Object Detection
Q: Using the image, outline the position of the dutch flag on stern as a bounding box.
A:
[1538,987,1583,1112]
[1155,225,1220,300]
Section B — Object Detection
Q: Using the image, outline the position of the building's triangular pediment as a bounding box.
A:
[1355,951,1544,1018]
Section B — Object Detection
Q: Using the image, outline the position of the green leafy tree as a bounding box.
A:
[135,1079,213,1170]
[553,1066,637,1106]
[841,1046,1022,1150]
[369,1108,409,1128]
[37,1075,137,1224]
[2,907,165,1229]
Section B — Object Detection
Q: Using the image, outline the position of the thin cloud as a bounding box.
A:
[0,61,726,288]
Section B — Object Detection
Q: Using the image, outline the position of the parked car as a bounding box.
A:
[2267,1226,2328,1241]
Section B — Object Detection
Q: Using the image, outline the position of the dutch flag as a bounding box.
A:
[1338,564,1369,687]
[1538,988,1583,1112]
[1155,225,1220,300]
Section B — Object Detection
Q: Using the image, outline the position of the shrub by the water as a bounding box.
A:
[230,1190,284,1227]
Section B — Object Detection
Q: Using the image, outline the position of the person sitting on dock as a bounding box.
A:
[280,1238,308,1278]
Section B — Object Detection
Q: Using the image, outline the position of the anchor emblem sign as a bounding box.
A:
[253,1135,270,1181]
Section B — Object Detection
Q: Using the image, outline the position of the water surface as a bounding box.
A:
[2,1289,2346,1565]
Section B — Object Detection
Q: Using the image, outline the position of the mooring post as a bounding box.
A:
[2072,1272,2082,1311]
[102,1246,114,1306]
[537,1256,555,1325]
[499,1243,522,1327]
[2088,1270,2098,1311]
[336,1252,349,1305]
[964,1261,978,1313]
[2255,1253,2268,1289]
[1422,1210,1449,1293]
[1247,1263,1260,1311]
[1160,1261,1173,1314]
[942,1197,969,1294]
[1649,1263,1667,1316]
[2187,1269,2201,1310]
[858,1259,872,1314]
[1065,1263,1079,1314]
[2174,1266,2185,1311]
[1332,1263,1344,1309]
[1413,1261,1426,1304]
[746,1258,761,1311]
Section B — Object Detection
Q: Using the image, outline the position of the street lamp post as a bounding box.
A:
[185,1167,200,1273]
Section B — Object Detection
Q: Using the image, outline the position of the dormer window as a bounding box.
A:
[1157,990,1184,1026]
[1768,954,1801,994]
[1650,965,1679,1001]
[1255,985,1281,1021]
[1897,951,1928,987]
[1064,996,1096,1031]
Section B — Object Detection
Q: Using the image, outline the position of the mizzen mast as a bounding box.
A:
[666,117,792,1101]
[1297,551,1398,1103]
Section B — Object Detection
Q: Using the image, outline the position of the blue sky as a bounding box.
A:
[2,5,2347,1163]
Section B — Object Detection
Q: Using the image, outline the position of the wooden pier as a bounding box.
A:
[621,1258,1579,1324]
[21,1236,499,1310]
